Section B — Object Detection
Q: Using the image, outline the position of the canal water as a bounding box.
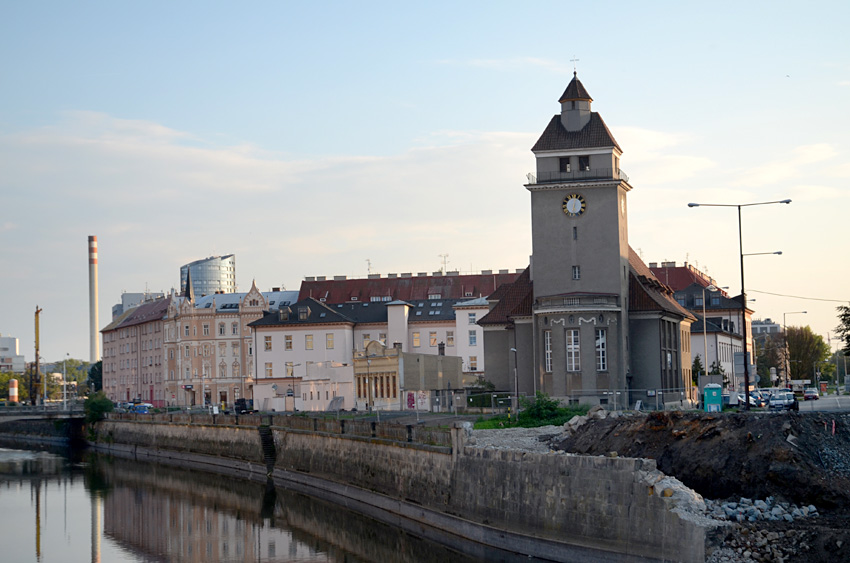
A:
[0,444,515,563]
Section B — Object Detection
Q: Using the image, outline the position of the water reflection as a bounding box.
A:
[0,445,493,563]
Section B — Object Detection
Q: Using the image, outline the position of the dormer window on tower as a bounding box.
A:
[579,156,590,171]
[559,158,571,173]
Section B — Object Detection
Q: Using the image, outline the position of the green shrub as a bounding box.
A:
[473,393,590,429]
[84,391,114,423]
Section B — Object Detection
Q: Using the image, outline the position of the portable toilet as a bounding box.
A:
[704,383,722,412]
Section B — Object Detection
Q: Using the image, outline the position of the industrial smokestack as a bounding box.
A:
[88,235,100,362]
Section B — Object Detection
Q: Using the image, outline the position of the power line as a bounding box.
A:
[749,289,848,304]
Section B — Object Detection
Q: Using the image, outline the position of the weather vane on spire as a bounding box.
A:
[570,56,580,76]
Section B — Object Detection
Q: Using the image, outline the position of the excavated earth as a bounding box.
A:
[550,410,850,562]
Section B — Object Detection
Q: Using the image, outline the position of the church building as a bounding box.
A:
[480,73,696,409]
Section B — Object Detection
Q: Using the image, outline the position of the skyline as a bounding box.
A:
[1,1,848,362]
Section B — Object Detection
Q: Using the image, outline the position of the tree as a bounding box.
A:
[84,391,113,423]
[836,305,850,355]
[691,356,705,385]
[786,326,831,381]
[0,371,28,403]
[755,334,786,385]
[88,361,103,393]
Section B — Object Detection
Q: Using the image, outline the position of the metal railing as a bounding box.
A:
[556,387,694,411]
[526,168,629,185]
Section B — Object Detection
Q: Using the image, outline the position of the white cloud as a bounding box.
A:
[732,143,838,188]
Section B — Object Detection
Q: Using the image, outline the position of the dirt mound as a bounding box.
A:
[551,411,850,511]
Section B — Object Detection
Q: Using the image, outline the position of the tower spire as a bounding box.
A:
[184,268,195,303]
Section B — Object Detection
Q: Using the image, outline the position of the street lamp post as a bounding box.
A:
[688,198,791,410]
[509,347,519,420]
[62,353,69,411]
[783,311,807,388]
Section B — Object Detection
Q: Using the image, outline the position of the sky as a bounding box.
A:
[1,1,848,364]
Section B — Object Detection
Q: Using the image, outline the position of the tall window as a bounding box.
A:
[264,336,272,351]
[544,330,553,373]
[595,329,607,372]
[203,324,210,336]
[468,330,477,346]
[566,329,580,371]
[429,332,437,346]
[572,266,581,280]
[468,312,476,325]
[219,323,225,335]
[326,333,334,349]
[446,331,455,346]
[413,332,420,347]
[184,325,190,337]
[285,335,292,350]
[579,155,590,171]
[232,322,238,335]
[264,363,272,378]
[305,334,313,350]
[559,157,571,173]
[468,356,478,371]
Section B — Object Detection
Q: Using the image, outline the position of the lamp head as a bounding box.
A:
[781,199,792,204]
[687,203,699,207]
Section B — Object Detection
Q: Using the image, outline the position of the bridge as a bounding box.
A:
[0,405,86,424]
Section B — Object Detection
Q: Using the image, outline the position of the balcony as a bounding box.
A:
[536,295,620,310]
[526,167,629,185]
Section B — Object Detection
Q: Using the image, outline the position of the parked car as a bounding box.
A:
[769,391,799,411]
[737,393,759,407]
[803,388,820,401]
[749,391,769,408]
[234,398,256,414]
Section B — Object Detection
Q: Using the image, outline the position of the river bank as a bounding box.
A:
[80,411,719,562]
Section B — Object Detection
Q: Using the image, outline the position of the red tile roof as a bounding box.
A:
[648,264,717,292]
[629,249,696,320]
[298,272,521,303]
[478,268,532,326]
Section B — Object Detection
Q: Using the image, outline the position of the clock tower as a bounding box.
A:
[527,72,632,403]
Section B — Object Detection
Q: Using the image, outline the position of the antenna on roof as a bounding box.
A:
[366,258,372,275]
[439,254,449,274]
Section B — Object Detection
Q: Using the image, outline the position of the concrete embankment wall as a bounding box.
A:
[90,414,707,562]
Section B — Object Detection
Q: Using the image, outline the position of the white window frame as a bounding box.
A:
[595,329,607,372]
[566,329,580,372]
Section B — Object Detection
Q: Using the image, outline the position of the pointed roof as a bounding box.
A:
[558,72,592,102]
[531,113,622,152]
[184,269,195,302]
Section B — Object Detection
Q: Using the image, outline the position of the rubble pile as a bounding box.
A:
[705,497,819,523]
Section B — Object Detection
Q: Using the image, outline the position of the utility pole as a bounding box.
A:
[34,306,42,406]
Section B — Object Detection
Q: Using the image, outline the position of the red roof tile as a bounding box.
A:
[298,272,521,303]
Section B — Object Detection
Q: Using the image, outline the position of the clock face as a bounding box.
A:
[562,194,586,217]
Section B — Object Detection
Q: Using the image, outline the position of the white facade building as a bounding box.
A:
[0,335,26,373]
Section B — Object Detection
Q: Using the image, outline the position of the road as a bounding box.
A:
[797,394,850,412]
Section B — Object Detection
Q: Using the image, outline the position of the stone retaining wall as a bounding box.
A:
[90,416,708,562]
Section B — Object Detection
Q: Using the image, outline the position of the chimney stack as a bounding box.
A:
[88,236,100,362]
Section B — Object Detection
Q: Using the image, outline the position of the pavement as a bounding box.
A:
[798,394,850,412]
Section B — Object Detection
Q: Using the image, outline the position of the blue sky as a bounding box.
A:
[2,1,848,363]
